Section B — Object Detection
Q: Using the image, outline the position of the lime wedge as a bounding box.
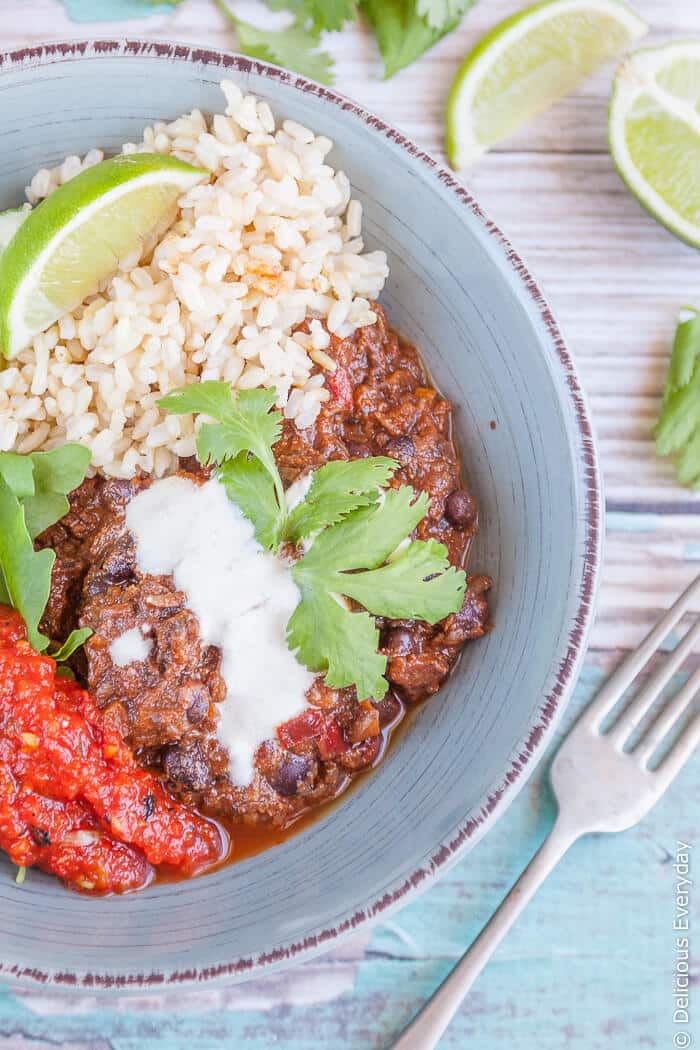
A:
[446,0,648,170]
[0,154,207,359]
[609,42,700,248]
[0,206,30,255]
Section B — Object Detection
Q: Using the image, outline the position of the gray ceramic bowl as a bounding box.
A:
[0,41,602,992]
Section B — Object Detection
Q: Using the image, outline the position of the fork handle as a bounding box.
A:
[390,816,581,1050]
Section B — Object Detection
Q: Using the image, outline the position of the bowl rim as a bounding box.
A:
[0,38,603,993]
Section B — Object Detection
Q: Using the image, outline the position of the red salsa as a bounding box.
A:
[0,606,225,894]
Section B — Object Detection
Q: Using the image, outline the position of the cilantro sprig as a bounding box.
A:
[0,445,91,653]
[151,0,477,82]
[654,309,700,488]
[160,381,466,699]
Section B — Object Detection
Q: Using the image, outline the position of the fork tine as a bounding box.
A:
[584,573,700,729]
[634,663,700,766]
[607,616,700,748]
[654,712,700,787]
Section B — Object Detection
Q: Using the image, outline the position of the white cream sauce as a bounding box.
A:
[109,626,153,667]
[125,476,315,786]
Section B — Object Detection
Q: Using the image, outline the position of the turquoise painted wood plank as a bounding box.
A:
[1,664,697,1049]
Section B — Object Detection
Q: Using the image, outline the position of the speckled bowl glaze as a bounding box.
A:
[0,41,602,992]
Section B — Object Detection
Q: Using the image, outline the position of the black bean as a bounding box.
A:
[345,441,371,459]
[383,435,415,465]
[381,626,414,656]
[143,794,156,820]
[180,681,210,725]
[444,489,477,529]
[30,826,51,848]
[373,693,402,728]
[101,539,135,583]
[163,743,211,791]
[270,752,314,797]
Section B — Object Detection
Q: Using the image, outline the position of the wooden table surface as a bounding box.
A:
[1,1,699,1047]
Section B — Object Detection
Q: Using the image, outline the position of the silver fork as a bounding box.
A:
[391,574,700,1050]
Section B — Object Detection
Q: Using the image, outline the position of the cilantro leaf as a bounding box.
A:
[361,0,462,78]
[654,309,700,487]
[416,0,474,29]
[299,486,431,573]
[160,382,287,544]
[284,457,396,542]
[287,589,388,699]
[291,487,465,698]
[161,379,465,699]
[218,453,285,549]
[266,0,357,32]
[337,538,465,623]
[214,0,334,84]
[0,476,54,652]
[49,628,93,664]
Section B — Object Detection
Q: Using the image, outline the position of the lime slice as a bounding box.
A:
[609,42,700,248]
[446,0,648,170]
[0,154,206,359]
[0,206,30,255]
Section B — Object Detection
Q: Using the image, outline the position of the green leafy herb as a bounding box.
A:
[284,456,396,543]
[361,0,464,78]
[654,309,700,487]
[290,488,465,698]
[266,0,357,33]
[218,453,284,549]
[49,628,93,665]
[0,476,54,652]
[214,0,334,84]
[416,0,474,30]
[144,0,477,78]
[0,445,91,652]
[161,381,465,698]
[159,382,287,546]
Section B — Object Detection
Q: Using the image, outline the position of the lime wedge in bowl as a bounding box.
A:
[609,42,700,248]
[446,0,648,170]
[0,206,30,255]
[0,154,206,359]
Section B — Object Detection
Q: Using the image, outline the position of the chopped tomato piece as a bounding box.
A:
[277,708,349,759]
[277,709,326,748]
[327,366,353,410]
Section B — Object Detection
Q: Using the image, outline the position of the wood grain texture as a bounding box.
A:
[0,0,699,1047]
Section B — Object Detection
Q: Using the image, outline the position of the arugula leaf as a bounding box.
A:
[23,445,92,539]
[214,0,334,84]
[0,477,54,652]
[0,444,91,539]
[416,0,475,29]
[654,310,700,487]
[0,445,91,652]
[160,382,287,544]
[361,0,461,78]
[49,628,93,664]
[291,487,465,698]
[218,453,285,549]
[0,453,35,499]
[284,457,396,542]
